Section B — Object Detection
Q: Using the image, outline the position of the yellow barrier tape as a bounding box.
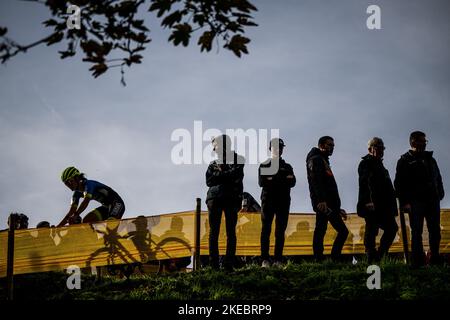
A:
[1,209,450,277]
[0,212,195,277]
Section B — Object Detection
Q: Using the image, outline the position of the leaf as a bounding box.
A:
[55,21,68,32]
[132,46,146,53]
[80,39,102,55]
[46,32,64,46]
[105,25,127,40]
[161,10,183,28]
[89,63,108,78]
[117,0,137,18]
[215,13,229,24]
[100,42,112,56]
[198,31,214,52]
[224,34,250,57]
[125,54,143,66]
[227,21,243,33]
[237,17,258,27]
[43,19,58,27]
[130,54,142,63]
[58,50,76,59]
[233,0,258,13]
[130,32,150,43]
[131,19,149,32]
[149,0,172,18]
[0,27,7,37]
[193,14,205,27]
[168,23,192,47]
[216,1,232,13]
[80,39,112,57]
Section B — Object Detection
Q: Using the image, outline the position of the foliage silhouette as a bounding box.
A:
[0,0,258,84]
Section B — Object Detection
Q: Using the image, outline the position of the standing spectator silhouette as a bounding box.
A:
[395,131,445,267]
[306,136,349,262]
[357,137,398,264]
[259,138,296,267]
[205,134,245,270]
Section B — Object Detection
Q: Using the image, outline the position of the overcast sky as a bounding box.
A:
[0,0,449,228]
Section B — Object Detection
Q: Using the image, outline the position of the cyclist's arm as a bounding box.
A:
[57,204,78,227]
[75,197,91,216]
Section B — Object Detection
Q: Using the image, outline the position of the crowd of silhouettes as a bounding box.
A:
[2,130,446,273]
[204,131,445,270]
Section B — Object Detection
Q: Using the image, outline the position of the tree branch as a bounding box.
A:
[0,31,60,63]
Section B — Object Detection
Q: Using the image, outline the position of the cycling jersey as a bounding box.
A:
[71,179,125,220]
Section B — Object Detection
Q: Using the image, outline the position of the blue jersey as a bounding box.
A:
[71,180,122,207]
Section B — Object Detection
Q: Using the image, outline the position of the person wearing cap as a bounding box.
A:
[205,135,245,270]
[395,131,445,267]
[57,166,125,227]
[258,138,296,267]
[357,137,398,264]
[306,136,349,262]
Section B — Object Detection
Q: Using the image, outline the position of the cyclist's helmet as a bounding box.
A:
[61,166,81,183]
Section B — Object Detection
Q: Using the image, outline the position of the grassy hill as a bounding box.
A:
[2,257,450,300]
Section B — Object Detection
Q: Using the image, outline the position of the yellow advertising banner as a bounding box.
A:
[1,209,449,277]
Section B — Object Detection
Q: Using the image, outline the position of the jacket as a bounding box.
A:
[394,150,444,205]
[357,154,398,218]
[205,152,245,202]
[258,157,296,202]
[306,147,341,211]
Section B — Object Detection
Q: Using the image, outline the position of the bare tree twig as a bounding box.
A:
[0,31,59,62]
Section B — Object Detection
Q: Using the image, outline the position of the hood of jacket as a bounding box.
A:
[306,147,326,162]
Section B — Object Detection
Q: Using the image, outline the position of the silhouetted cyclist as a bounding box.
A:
[58,166,125,227]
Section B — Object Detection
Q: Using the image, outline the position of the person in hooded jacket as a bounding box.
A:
[357,137,398,264]
[205,134,245,270]
[395,131,444,267]
[306,136,349,262]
